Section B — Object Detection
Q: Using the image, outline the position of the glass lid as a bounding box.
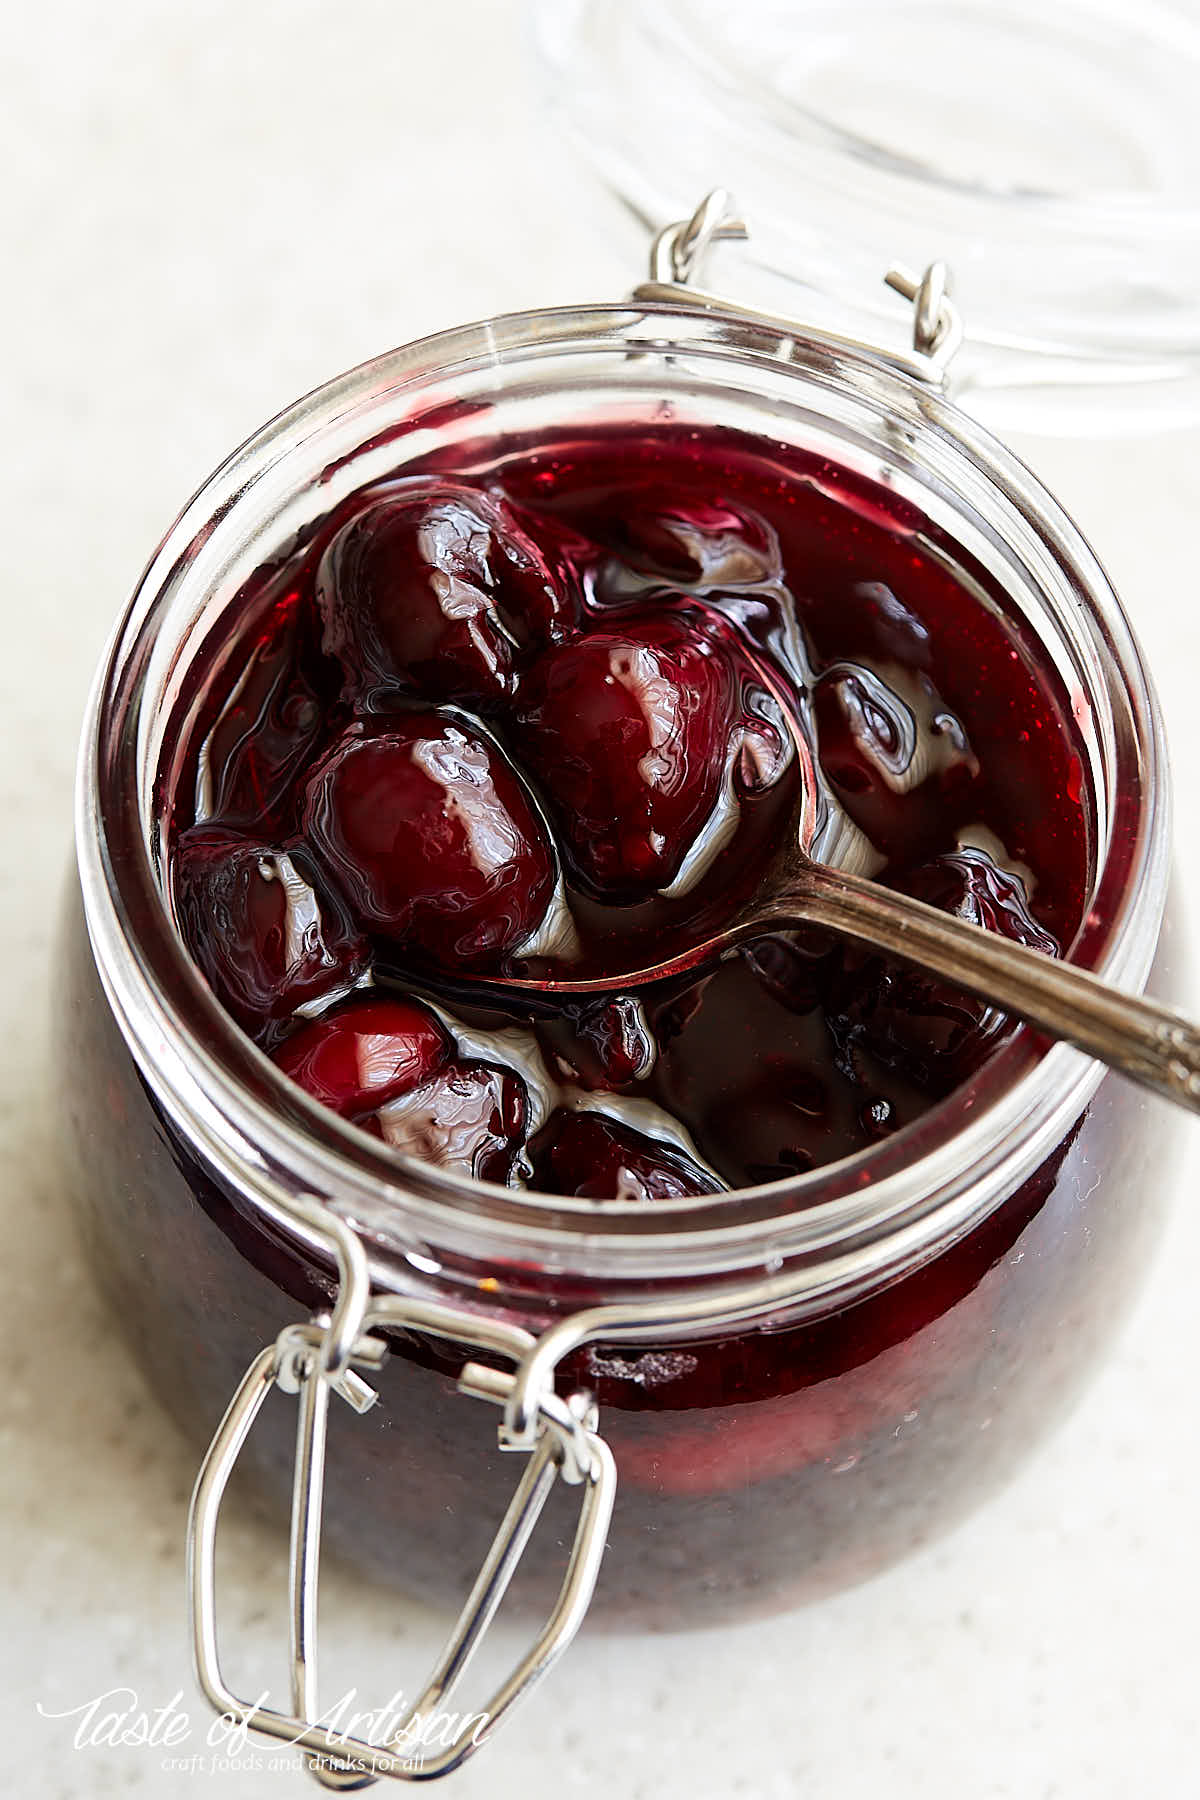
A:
[534,0,1200,433]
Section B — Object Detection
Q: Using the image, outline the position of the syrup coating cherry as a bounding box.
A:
[274,996,528,1183]
[561,994,657,1088]
[302,711,556,966]
[514,611,753,896]
[824,848,1061,1095]
[589,497,780,597]
[197,586,333,833]
[272,994,451,1116]
[174,825,367,1036]
[813,661,980,862]
[815,581,934,672]
[374,1056,529,1185]
[316,481,573,709]
[528,1108,720,1201]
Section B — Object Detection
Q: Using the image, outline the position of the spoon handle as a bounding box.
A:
[781,862,1200,1115]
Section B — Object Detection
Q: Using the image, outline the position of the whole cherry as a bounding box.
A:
[174,825,367,1036]
[274,994,529,1183]
[316,480,573,709]
[302,711,556,967]
[824,848,1060,1095]
[528,1107,720,1201]
[375,1056,529,1185]
[515,610,770,898]
[272,994,451,1115]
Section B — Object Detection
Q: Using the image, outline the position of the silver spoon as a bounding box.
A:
[492,728,1200,1116]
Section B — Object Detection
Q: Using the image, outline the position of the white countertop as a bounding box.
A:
[4,4,1199,1795]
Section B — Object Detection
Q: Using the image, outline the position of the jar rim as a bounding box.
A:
[75,296,1170,1295]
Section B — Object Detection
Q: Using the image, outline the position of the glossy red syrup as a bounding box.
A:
[165,428,1089,1195]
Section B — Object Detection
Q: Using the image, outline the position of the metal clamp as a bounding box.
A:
[187,1207,615,1788]
[632,187,964,386]
[883,258,962,370]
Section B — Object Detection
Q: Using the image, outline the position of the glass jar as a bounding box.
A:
[59,256,1185,1772]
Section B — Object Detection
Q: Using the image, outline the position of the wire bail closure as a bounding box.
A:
[636,188,964,384]
[187,1201,615,1788]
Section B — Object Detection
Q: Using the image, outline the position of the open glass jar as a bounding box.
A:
[60,215,1186,1780]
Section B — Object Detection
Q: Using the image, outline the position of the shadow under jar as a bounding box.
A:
[60,299,1185,1636]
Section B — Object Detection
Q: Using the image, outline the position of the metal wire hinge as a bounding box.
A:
[632,187,964,384]
[186,1208,615,1787]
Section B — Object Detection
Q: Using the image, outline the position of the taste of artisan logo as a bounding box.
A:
[36,1684,491,1774]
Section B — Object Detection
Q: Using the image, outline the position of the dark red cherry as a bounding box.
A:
[824,848,1061,1094]
[373,1057,529,1185]
[175,826,367,1036]
[812,661,979,862]
[810,581,935,672]
[528,1109,721,1201]
[272,994,451,1116]
[196,587,333,833]
[564,995,657,1089]
[302,712,555,966]
[592,497,780,596]
[514,612,747,896]
[316,481,573,708]
[273,997,528,1182]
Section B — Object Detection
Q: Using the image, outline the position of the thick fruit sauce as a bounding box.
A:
[165,429,1089,1197]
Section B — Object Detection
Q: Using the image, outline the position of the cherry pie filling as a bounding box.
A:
[165,427,1090,1200]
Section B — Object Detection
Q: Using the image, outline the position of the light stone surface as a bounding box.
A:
[3,4,1199,1796]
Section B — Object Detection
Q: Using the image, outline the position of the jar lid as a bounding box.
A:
[534,0,1200,433]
